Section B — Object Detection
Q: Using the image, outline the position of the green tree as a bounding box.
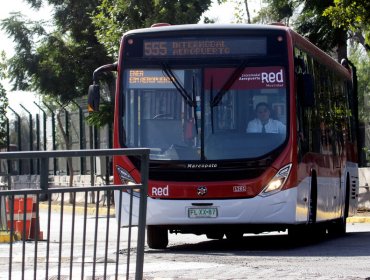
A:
[295,0,348,62]
[253,0,295,25]
[1,1,112,176]
[1,8,111,102]
[253,0,348,62]
[1,1,110,193]
[0,51,9,147]
[347,44,370,164]
[88,0,215,126]
[92,0,214,58]
[323,0,370,55]
[348,45,370,122]
[231,0,253,24]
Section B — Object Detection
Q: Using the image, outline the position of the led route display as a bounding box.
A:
[143,37,266,57]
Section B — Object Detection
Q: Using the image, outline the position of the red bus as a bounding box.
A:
[89,24,359,249]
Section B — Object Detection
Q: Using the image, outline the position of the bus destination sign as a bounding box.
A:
[127,69,185,89]
[143,38,266,57]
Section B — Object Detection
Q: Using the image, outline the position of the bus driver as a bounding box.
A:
[246,102,286,134]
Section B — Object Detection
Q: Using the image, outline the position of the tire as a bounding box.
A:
[288,225,304,246]
[147,225,169,249]
[206,232,224,240]
[327,218,346,236]
[288,225,305,240]
[308,171,318,224]
[305,172,326,240]
[225,231,243,241]
[328,175,350,236]
[288,224,325,244]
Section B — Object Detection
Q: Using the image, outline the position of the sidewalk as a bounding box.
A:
[347,209,370,223]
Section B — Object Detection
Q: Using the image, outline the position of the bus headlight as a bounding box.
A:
[259,164,292,196]
[116,165,141,197]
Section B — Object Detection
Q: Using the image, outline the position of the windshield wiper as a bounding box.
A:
[162,63,195,107]
[210,60,248,107]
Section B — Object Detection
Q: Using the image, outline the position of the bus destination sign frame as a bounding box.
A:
[143,37,267,58]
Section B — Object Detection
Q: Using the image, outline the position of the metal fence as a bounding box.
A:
[0,148,149,280]
[4,99,112,176]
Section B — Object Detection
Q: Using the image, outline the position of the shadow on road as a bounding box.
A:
[146,231,370,257]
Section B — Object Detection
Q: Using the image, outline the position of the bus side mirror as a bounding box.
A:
[297,73,314,107]
[88,84,100,112]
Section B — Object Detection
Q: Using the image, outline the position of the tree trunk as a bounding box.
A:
[244,0,251,23]
[336,28,347,62]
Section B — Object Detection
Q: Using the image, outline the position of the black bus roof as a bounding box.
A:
[124,23,290,35]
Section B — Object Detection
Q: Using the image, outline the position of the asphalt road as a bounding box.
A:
[142,222,370,280]
[1,204,369,280]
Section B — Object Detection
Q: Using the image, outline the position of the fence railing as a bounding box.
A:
[0,148,149,280]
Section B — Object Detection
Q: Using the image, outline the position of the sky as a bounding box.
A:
[1,0,261,118]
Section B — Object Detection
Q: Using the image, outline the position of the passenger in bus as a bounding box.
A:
[246,102,286,134]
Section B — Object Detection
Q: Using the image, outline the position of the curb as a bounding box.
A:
[0,231,21,243]
[39,202,115,216]
[0,231,11,243]
[347,216,370,223]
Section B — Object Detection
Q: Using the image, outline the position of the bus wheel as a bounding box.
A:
[206,232,224,240]
[288,225,304,239]
[288,225,308,244]
[225,231,244,241]
[308,171,318,224]
[328,175,350,236]
[306,172,326,240]
[327,218,346,236]
[147,225,168,249]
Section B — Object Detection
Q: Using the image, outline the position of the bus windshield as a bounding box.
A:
[122,65,288,161]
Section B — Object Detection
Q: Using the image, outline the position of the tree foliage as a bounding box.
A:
[349,46,370,122]
[92,0,213,58]
[231,0,253,24]
[323,0,370,55]
[253,0,347,62]
[295,0,348,61]
[89,0,215,125]
[253,0,295,25]
[254,0,370,60]
[1,1,112,103]
[1,0,216,129]
[0,51,9,147]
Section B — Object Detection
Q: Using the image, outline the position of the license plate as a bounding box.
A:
[188,207,218,218]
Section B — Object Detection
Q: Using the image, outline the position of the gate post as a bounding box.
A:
[20,105,34,174]
[8,107,22,174]
[0,195,7,231]
[39,157,49,201]
[42,102,57,175]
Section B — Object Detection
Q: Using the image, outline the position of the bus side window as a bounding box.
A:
[297,73,315,107]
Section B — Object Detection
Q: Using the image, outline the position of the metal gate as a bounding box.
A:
[0,149,149,280]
